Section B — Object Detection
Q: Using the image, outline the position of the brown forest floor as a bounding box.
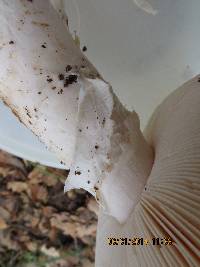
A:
[0,150,98,267]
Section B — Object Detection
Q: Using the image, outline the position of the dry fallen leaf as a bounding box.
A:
[28,166,65,186]
[18,233,30,243]
[29,184,48,203]
[41,244,60,257]
[50,213,72,236]
[0,150,26,174]
[38,217,50,235]
[28,168,45,184]
[42,206,56,218]
[0,207,10,221]
[82,259,94,267]
[48,227,58,242]
[50,213,96,241]
[25,241,38,252]
[76,224,96,239]
[7,181,29,194]
[1,196,19,215]
[0,232,19,250]
[0,218,8,230]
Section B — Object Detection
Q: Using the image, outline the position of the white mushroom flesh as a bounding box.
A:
[0,0,153,224]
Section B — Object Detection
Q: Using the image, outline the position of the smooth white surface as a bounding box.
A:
[0,102,65,168]
[1,0,200,167]
[73,0,200,127]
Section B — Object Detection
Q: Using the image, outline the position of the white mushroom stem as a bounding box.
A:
[0,0,153,223]
[65,80,154,223]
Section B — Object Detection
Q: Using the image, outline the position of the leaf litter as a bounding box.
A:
[0,150,98,267]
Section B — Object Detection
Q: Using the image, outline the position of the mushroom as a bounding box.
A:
[0,0,199,266]
[96,76,200,266]
[0,0,153,224]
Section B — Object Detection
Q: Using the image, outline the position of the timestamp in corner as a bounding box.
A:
[107,237,175,246]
